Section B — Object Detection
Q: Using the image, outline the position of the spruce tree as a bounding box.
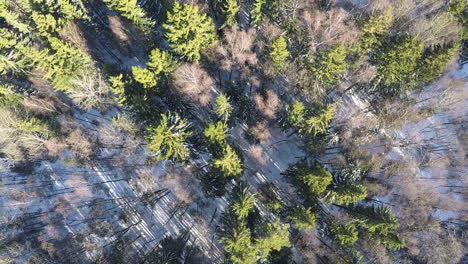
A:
[102,0,153,29]
[215,93,233,121]
[310,44,347,86]
[222,0,240,28]
[269,36,289,71]
[255,221,291,260]
[131,66,158,89]
[0,0,29,33]
[219,182,291,264]
[302,105,334,136]
[0,84,23,107]
[147,48,175,76]
[146,112,192,162]
[356,8,393,55]
[0,29,30,74]
[286,102,334,137]
[230,182,255,220]
[372,36,423,96]
[331,223,359,247]
[163,2,217,63]
[283,160,333,200]
[109,74,128,105]
[326,169,367,205]
[251,0,266,24]
[204,121,228,146]
[213,145,243,176]
[287,207,317,230]
[351,204,406,250]
[286,101,306,130]
[417,42,459,85]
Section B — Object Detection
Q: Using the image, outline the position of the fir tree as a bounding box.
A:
[326,168,367,205]
[372,36,424,96]
[163,2,217,63]
[102,0,153,29]
[351,204,406,250]
[0,29,30,74]
[222,0,240,28]
[251,0,266,24]
[146,112,192,162]
[255,221,291,260]
[131,66,158,89]
[286,102,334,137]
[269,35,289,71]
[147,48,175,76]
[310,44,347,86]
[283,160,333,200]
[109,74,128,105]
[213,145,243,176]
[230,182,255,221]
[215,93,233,121]
[417,42,459,85]
[331,223,359,247]
[0,83,23,107]
[288,207,317,230]
[204,121,228,146]
[356,8,393,55]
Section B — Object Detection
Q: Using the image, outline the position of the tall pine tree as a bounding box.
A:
[163,2,217,63]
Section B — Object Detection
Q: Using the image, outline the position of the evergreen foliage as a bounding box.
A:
[269,35,289,71]
[0,0,29,33]
[351,204,406,250]
[204,121,228,146]
[219,183,291,264]
[213,145,243,176]
[0,84,23,107]
[163,2,217,63]
[255,221,291,260]
[283,160,333,200]
[215,93,233,121]
[146,112,192,162]
[109,74,127,105]
[326,169,367,205]
[287,102,334,137]
[357,8,393,55]
[27,37,92,91]
[29,0,85,35]
[372,36,424,96]
[331,223,359,247]
[230,183,255,221]
[222,0,240,28]
[310,44,347,86]
[102,0,153,29]
[131,66,158,89]
[288,207,317,230]
[251,0,266,24]
[147,49,175,76]
[417,42,459,84]
[0,29,30,74]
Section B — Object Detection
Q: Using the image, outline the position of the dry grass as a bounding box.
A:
[254,90,279,119]
[249,121,272,144]
[246,145,268,168]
